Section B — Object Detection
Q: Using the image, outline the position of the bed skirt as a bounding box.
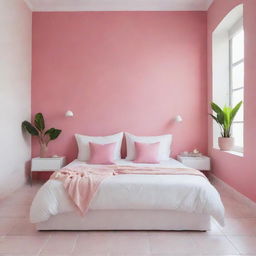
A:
[36,210,211,231]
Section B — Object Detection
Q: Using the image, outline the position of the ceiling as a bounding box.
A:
[25,0,213,11]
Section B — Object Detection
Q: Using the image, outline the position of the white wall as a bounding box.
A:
[0,0,32,198]
[212,31,230,148]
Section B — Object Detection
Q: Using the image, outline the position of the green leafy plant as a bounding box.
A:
[210,101,242,138]
[22,113,61,157]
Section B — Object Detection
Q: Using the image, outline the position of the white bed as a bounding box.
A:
[30,158,225,231]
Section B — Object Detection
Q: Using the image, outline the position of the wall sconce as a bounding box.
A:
[65,110,74,117]
[175,115,183,123]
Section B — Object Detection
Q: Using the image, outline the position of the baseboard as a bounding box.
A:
[209,173,256,210]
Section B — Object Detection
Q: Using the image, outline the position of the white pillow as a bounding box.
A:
[75,132,123,161]
[125,133,172,161]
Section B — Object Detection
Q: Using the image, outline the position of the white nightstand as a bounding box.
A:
[31,157,66,184]
[177,155,211,171]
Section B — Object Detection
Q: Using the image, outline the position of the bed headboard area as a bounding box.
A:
[32,11,208,162]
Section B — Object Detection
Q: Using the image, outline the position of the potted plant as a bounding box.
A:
[22,113,62,158]
[210,101,242,151]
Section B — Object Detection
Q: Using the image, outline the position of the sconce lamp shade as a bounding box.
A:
[65,110,74,117]
[175,115,183,123]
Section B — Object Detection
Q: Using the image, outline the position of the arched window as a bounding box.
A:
[212,4,244,153]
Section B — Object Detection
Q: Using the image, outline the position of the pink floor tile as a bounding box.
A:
[73,254,110,256]
[72,252,109,256]
[220,218,256,235]
[0,203,30,217]
[227,235,256,254]
[0,254,38,256]
[150,254,199,256]
[0,235,49,254]
[111,230,149,236]
[192,235,239,254]
[223,197,256,218]
[110,254,151,256]
[1,192,34,207]
[110,233,150,254]
[72,232,112,254]
[151,253,199,256]
[0,218,17,235]
[40,232,78,255]
[149,233,198,254]
[39,254,72,256]
[7,217,40,235]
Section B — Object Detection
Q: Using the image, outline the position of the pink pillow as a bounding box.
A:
[88,142,116,164]
[134,142,160,164]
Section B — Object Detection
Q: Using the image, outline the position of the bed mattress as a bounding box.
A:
[30,158,225,229]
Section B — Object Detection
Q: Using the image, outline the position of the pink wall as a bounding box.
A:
[32,11,207,163]
[208,1,256,201]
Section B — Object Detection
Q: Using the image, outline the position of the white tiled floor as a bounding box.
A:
[1,180,256,256]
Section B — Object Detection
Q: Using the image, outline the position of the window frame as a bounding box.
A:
[228,21,244,153]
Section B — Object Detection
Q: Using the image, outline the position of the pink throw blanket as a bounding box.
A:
[50,165,205,215]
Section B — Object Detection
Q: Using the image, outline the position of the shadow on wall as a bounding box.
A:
[24,160,31,184]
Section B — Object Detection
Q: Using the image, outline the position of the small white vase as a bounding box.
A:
[218,137,234,151]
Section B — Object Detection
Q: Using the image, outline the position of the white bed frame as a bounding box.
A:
[36,210,211,231]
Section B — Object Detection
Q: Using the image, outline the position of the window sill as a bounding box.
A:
[213,147,244,157]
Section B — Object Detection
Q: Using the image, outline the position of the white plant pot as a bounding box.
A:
[218,137,234,151]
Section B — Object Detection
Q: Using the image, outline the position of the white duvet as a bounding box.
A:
[30,159,225,225]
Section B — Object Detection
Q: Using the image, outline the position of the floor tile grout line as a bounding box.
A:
[222,228,244,255]
[37,233,52,256]
[70,233,80,255]
[146,233,151,255]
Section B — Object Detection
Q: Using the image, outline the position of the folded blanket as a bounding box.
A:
[50,165,206,215]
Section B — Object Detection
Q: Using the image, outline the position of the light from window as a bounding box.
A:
[232,30,244,63]
[230,29,244,150]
